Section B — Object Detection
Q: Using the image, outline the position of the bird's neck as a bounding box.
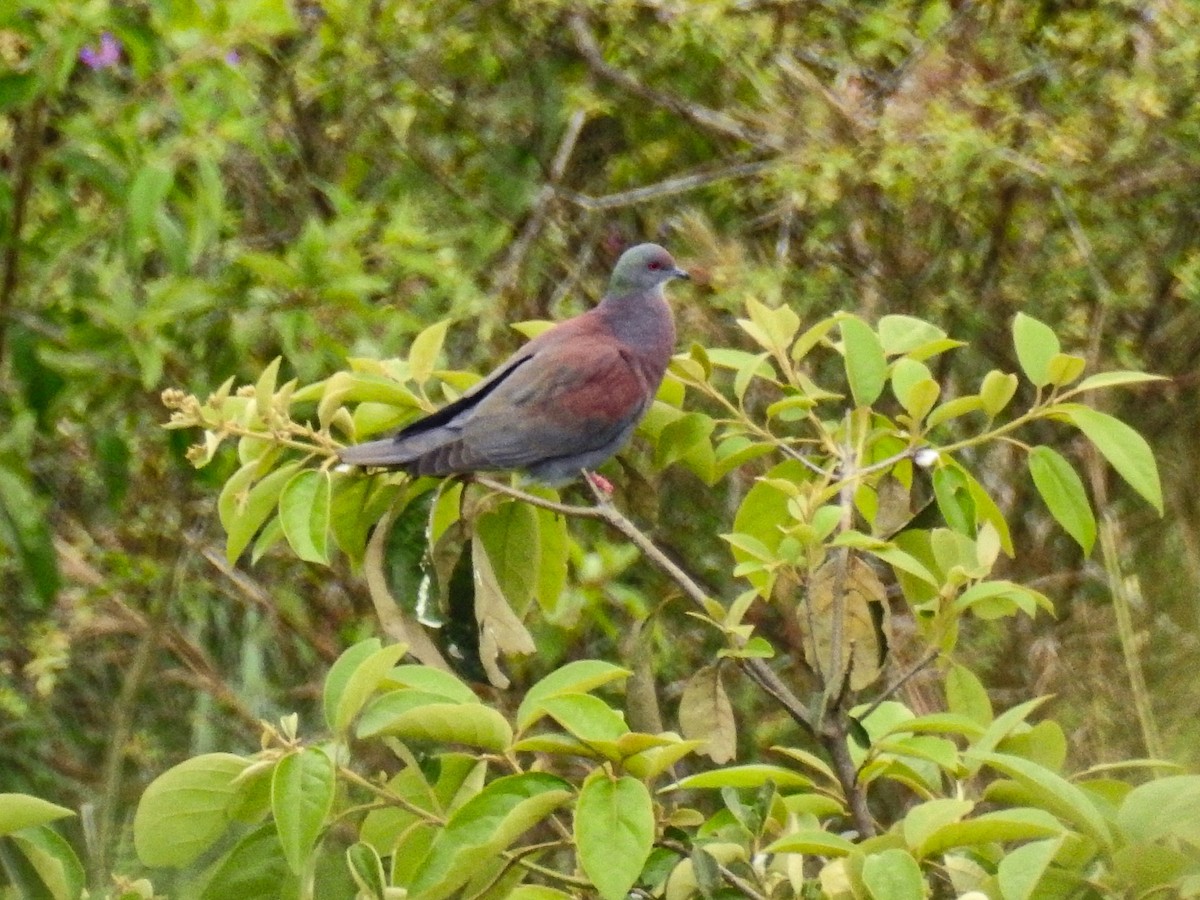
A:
[598,287,676,362]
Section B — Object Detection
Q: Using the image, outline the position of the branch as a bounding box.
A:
[490,109,589,295]
[857,649,940,723]
[556,158,775,211]
[567,12,782,150]
[475,476,819,737]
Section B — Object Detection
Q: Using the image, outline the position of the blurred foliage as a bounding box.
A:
[0,0,1198,894]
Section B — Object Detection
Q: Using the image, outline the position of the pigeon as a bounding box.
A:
[339,243,688,485]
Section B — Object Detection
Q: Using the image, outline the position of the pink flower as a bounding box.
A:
[80,32,121,70]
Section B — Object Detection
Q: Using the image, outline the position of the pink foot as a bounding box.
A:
[585,471,614,496]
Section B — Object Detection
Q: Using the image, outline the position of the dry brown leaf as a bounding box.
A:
[797,553,890,691]
[471,537,536,689]
[679,664,737,764]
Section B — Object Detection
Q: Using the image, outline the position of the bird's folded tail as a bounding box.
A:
[337,426,456,468]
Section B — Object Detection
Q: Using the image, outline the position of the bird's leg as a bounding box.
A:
[583,470,614,499]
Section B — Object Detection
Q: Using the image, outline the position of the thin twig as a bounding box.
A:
[857,649,940,723]
[491,109,588,295]
[474,476,819,736]
[556,158,775,211]
[658,840,769,900]
[568,12,782,150]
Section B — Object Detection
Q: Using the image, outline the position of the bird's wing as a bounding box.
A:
[458,335,651,470]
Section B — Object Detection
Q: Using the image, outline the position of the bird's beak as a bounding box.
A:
[671,267,690,281]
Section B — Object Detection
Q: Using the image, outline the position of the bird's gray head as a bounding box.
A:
[607,243,689,297]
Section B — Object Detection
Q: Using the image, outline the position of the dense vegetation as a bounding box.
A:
[2,0,1198,897]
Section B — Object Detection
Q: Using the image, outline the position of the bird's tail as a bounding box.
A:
[337,437,417,468]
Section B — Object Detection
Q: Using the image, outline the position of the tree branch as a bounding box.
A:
[491,109,589,295]
[556,158,775,211]
[567,12,782,150]
[474,476,820,738]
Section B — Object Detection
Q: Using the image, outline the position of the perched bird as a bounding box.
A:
[339,243,688,485]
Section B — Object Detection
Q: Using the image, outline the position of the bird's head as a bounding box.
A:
[607,243,690,297]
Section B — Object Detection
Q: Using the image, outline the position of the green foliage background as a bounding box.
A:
[2,0,1199,892]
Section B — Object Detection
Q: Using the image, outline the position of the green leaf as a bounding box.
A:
[1059,405,1163,513]
[926,394,984,429]
[278,469,332,564]
[1070,371,1168,393]
[971,752,1112,846]
[534,503,569,614]
[979,370,1019,417]
[357,696,513,751]
[6,823,86,900]
[1045,353,1086,387]
[901,798,974,853]
[221,461,302,563]
[1117,775,1200,846]
[841,316,887,406]
[0,795,74,837]
[1028,446,1096,553]
[576,775,655,900]
[407,319,452,386]
[739,298,800,356]
[791,315,839,362]
[408,773,572,899]
[945,664,993,726]
[476,500,540,613]
[916,808,1063,858]
[327,640,409,735]
[199,824,295,900]
[345,842,387,900]
[669,765,813,791]
[1012,313,1060,387]
[766,829,856,857]
[538,693,628,743]
[997,837,1063,900]
[384,664,479,704]
[878,315,947,355]
[271,747,336,874]
[253,356,282,422]
[517,660,631,731]
[655,412,715,470]
[134,753,251,867]
[891,358,933,411]
[861,848,925,900]
[953,581,1052,620]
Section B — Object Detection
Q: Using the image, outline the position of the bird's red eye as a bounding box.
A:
[648,261,663,270]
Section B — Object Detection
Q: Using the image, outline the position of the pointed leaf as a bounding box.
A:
[271,747,336,874]
[972,752,1112,845]
[0,795,74,837]
[517,661,631,731]
[861,848,925,900]
[408,773,571,899]
[7,823,86,900]
[1012,313,1060,387]
[1028,446,1096,553]
[1070,371,1168,393]
[1060,405,1162,513]
[322,638,409,734]
[134,753,251,867]
[576,775,655,900]
[278,469,332,564]
[997,837,1063,900]
[841,317,887,406]
[408,320,452,386]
